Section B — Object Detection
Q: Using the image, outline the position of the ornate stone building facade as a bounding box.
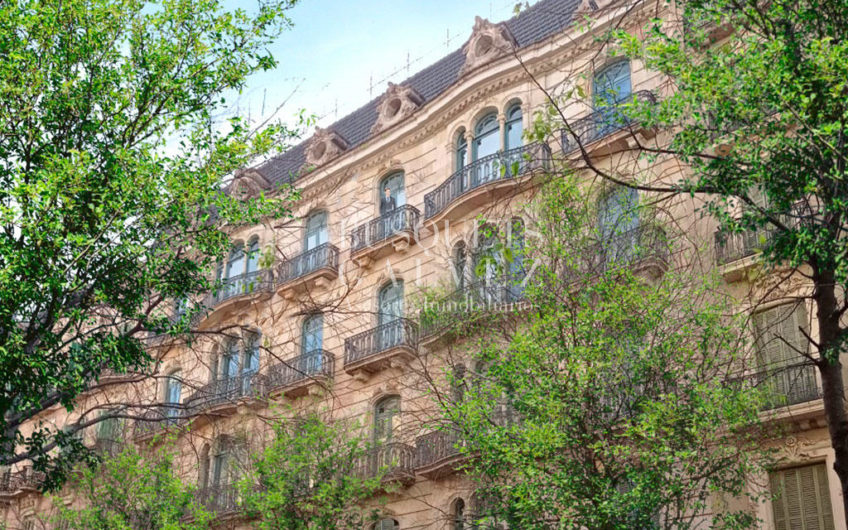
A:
[2,0,842,528]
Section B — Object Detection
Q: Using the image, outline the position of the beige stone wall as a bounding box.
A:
[3,1,842,529]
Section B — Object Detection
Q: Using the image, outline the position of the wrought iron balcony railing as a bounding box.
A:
[276,243,340,286]
[0,467,45,495]
[424,142,551,219]
[354,442,416,484]
[560,90,657,155]
[184,372,266,414]
[197,482,241,515]
[133,409,182,439]
[565,225,668,279]
[733,362,821,410]
[344,318,418,369]
[205,269,274,308]
[714,227,774,266]
[266,350,334,394]
[92,438,124,457]
[415,429,464,470]
[350,205,420,254]
[419,279,526,338]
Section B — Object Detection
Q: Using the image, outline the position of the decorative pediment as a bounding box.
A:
[229,168,270,198]
[304,127,349,168]
[371,83,424,135]
[458,16,517,77]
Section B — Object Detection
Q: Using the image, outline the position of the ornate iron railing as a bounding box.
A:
[92,438,124,457]
[184,372,266,414]
[354,442,416,480]
[206,269,274,308]
[419,279,526,337]
[344,318,418,368]
[560,90,657,155]
[733,362,821,410]
[350,205,420,253]
[0,467,44,495]
[276,243,339,286]
[266,350,334,391]
[424,142,551,219]
[415,429,464,469]
[570,225,668,277]
[133,409,182,438]
[714,227,774,265]
[197,482,241,514]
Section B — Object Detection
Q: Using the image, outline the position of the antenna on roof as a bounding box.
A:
[406,52,410,74]
[369,73,373,99]
[261,88,266,118]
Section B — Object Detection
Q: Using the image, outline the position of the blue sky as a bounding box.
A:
[221,0,522,132]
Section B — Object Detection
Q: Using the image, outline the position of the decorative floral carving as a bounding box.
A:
[371,83,424,135]
[458,16,517,77]
[304,127,349,168]
[783,435,817,459]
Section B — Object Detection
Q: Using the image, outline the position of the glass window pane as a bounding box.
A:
[473,114,500,161]
[305,212,328,251]
[380,172,405,213]
[505,106,522,150]
[246,239,260,273]
[378,281,404,325]
[225,245,245,279]
[302,315,323,354]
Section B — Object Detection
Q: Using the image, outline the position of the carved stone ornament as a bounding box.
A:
[371,83,424,135]
[458,16,517,77]
[229,169,270,199]
[783,435,816,459]
[304,127,349,168]
[576,0,616,15]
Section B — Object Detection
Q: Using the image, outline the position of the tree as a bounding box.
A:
[50,444,213,529]
[423,178,772,529]
[240,410,390,530]
[512,0,848,521]
[0,0,302,482]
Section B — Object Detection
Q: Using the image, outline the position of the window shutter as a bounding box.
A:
[754,304,808,367]
[770,463,835,530]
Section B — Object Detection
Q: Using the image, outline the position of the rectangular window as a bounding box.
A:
[770,463,835,530]
[753,303,808,367]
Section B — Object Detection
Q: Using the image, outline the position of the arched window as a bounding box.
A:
[379,172,406,215]
[246,237,260,273]
[165,372,181,421]
[598,187,639,244]
[473,224,500,285]
[244,333,260,375]
[302,314,323,354]
[210,440,230,487]
[374,396,401,444]
[373,519,399,530]
[225,243,245,280]
[456,131,468,172]
[453,241,468,290]
[473,113,499,161]
[594,61,632,133]
[593,60,632,106]
[304,211,328,251]
[504,104,523,151]
[453,498,467,530]
[378,281,404,327]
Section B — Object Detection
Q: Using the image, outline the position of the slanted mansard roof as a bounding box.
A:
[256,0,579,187]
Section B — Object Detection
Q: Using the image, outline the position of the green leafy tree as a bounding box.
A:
[241,411,389,529]
[547,0,848,520]
[429,179,771,529]
[52,444,213,529]
[0,0,301,482]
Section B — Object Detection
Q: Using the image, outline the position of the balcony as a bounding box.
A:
[201,269,274,316]
[560,90,657,156]
[0,467,44,497]
[197,482,242,517]
[349,205,420,266]
[423,142,551,225]
[736,362,822,412]
[343,318,418,377]
[266,350,334,398]
[184,372,267,419]
[276,243,340,297]
[354,442,416,487]
[133,410,182,441]
[564,225,669,282]
[415,429,466,480]
[419,279,526,343]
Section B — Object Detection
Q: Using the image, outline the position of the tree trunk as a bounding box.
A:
[813,269,848,526]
